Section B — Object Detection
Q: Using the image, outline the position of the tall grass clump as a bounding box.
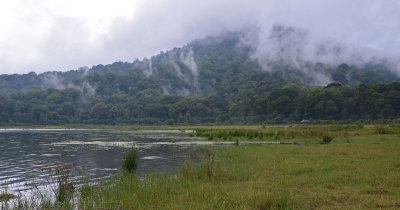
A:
[321,135,333,144]
[122,149,138,173]
[255,190,297,210]
[53,166,75,203]
[180,149,224,181]
[375,126,390,135]
[2,165,78,209]
[0,192,16,202]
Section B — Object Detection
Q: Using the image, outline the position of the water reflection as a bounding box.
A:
[0,129,212,194]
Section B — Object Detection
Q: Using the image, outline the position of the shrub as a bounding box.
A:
[322,135,333,144]
[122,149,138,173]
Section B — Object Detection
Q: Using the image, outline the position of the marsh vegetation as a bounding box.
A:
[2,124,399,209]
[77,124,400,209]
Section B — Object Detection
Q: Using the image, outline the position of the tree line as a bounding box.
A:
[0,82,399,125]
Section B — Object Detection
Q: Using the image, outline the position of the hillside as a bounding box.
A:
[2,26,399,96]
[0,26,400,125]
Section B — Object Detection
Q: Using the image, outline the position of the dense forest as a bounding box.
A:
[1,28,400,125]
[0,82,400,125]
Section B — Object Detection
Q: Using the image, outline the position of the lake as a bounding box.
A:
[0,129,228,197]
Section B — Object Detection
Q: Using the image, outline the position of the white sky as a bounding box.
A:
[0,0,399,74]
[0,0,139,74]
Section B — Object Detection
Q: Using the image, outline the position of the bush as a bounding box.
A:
[322,135,333,144]
[122,149,138,173]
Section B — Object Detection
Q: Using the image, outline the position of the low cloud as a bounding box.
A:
[0,0,399,74]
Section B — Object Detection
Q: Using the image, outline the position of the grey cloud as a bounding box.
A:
[101,0,267,60]
[1,0,400,74]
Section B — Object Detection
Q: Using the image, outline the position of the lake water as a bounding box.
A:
[0,129,228,196]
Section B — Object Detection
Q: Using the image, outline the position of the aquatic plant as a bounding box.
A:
[54,166,75,203]
[122,149,138,173]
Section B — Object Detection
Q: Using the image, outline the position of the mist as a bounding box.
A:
[0,0,399,74]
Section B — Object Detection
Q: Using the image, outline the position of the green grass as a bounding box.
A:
[195,124,400,142]
[76,126,400,209]
[6,124,400,209]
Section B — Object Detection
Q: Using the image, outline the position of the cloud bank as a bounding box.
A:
[0,0,399,74]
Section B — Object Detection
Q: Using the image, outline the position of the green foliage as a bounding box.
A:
[357,123,364,129]
[6,126,400,209]
[0,32,400,125]
[76,131,400,209]
[375,126,391,135]
[122,149,138,173]
[321,135,333,144]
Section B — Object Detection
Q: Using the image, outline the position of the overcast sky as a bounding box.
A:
[1,0,400,74]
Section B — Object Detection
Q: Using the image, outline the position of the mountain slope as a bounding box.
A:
[1,25,399,98]
[0,26,400,125]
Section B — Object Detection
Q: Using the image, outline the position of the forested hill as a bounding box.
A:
[2,26,400,97]
[0,26,400,125]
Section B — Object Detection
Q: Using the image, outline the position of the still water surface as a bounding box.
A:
[0,129,221,195]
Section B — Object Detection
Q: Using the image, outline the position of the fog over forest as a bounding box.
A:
[1,0,400,74]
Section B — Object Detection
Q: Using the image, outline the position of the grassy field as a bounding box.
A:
[77,125,400,209]
[3,124,400,209]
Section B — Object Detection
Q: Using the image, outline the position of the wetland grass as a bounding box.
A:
[0,193,15,203]
[122,149,138,174]
[77,125,400,209]
[3,124,400,209]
